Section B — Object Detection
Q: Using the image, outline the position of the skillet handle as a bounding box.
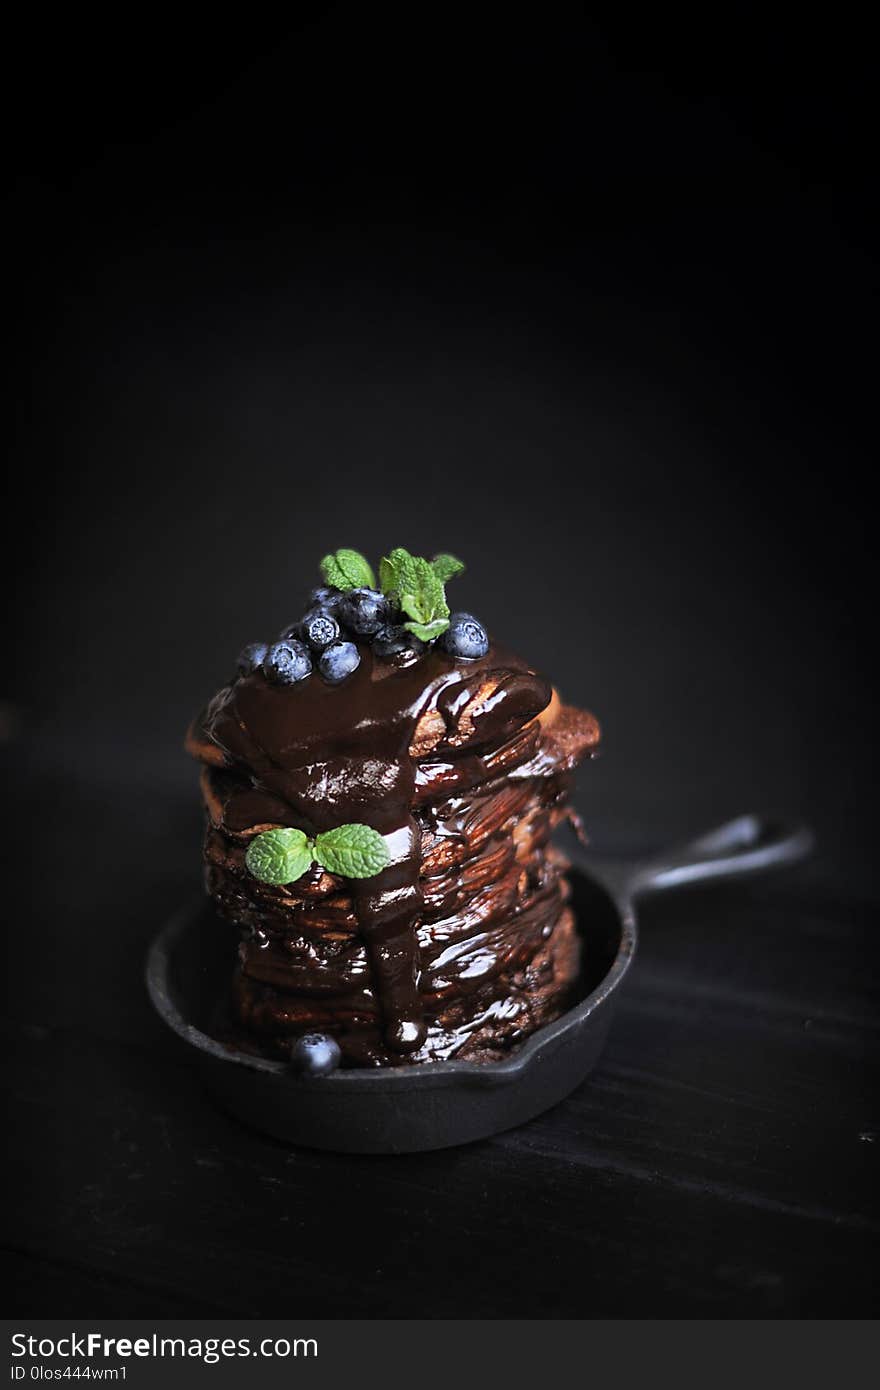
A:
[629,813,814,896]
[582,813,814,900]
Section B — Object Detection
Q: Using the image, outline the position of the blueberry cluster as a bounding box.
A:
[236,587,489,687]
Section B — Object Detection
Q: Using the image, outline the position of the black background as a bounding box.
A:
[3,6,877,1317]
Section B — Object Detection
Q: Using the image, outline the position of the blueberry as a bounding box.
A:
[300,607,341,652]
[309,585,340,610]
[373,624,426,659]
[318,640,361,683]
[440,612,489,660]
[237,641,268,675]
[340,587,387,636]
[290,1032,342,1076]
[262,639,312,684]
[277,589,342,641]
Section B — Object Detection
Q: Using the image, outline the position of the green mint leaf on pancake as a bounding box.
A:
[320,548,376,591]
[403,617,450,642]
[314,824,390,878]
[430,553,464,583]
[245,827,314,885]
[378,547,412,596]
[398,555,446,623]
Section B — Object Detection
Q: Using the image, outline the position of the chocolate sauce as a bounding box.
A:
[195,643,552,1053]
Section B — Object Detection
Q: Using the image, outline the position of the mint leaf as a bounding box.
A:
[403,617,450,642]
[313,823,390,878]
[320,553,349,589]
[431,553,464,583]
[397,554,446,625]
[319,548,376,591]
[245,827,314,885]
[379,556,398,595]
[379,547,412,596]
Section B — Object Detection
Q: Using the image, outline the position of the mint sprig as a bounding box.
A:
[378,547,464,640]
[245,822,390,884]
[320,548,376,591]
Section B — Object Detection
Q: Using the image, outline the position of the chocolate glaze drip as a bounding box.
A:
[192,643,554,1055]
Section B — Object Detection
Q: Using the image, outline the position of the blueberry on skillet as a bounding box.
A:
[290,1033,342,1076]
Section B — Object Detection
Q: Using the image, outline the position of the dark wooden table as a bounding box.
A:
[3,736,877,1318]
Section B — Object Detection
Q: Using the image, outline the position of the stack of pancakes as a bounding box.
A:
[187,642,599,1066]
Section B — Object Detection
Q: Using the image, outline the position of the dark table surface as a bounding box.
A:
[3,728,877,1319]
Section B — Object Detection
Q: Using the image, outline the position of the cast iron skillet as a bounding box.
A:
[146,813,812,1154]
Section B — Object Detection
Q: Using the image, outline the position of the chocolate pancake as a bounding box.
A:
[187,612,599,1066]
